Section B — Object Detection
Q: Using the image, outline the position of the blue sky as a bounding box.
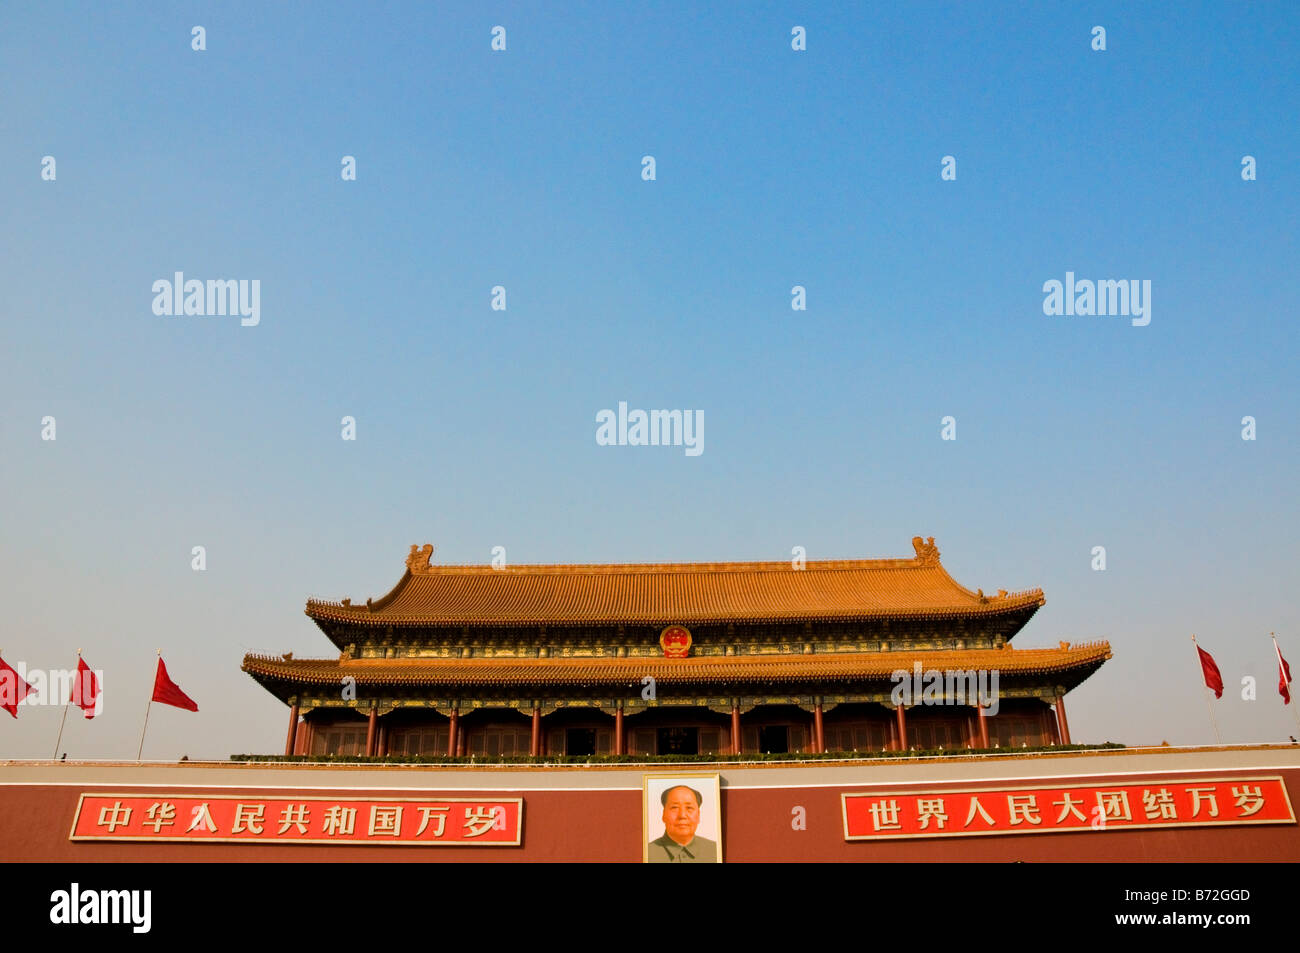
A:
[2,1,1298,758]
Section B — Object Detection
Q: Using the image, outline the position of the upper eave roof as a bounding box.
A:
[304,538,1045,629]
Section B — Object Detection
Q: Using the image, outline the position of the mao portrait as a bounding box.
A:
[643,774,722,863]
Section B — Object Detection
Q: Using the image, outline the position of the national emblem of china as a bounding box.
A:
[659,625,692,658]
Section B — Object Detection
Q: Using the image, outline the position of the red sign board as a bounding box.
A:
[71,793,523,846]
[842,776,1294,840]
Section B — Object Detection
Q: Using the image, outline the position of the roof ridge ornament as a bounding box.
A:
[406,543,435,575]
[911,536,940,566]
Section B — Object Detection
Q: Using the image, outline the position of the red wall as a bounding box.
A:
[4,762,1298,862]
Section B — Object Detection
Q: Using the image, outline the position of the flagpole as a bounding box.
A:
[1272,633,1300,734]
[136,701,152,761]
[137,650,160,761]
[53,703,70,759]
[1192,635,1222,744]
[53,647,81,760]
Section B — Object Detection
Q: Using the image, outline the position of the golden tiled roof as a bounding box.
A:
[305,538,1045,628]
[243,642,1110,689]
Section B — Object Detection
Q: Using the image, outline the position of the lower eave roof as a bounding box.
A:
[243,642,1111,691]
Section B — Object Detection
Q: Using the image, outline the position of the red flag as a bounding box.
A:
[1279,649,1293,706]
[152,658,198,712]
[0,655,34,718]
[1197,645,1223,699]
[72,657,100,719]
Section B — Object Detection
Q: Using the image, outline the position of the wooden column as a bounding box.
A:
[895,704,908,751]
[447,708,459,757]
[977,705,990,749]
[731,703,741,755]
[366,706,377,756]
[614,703,624,755]
[813,701,825,753]
[377,722,388,757]
[284,702,300,756]
[303,720,315,758]
[1055,694,1072,745]
[530,705,541,756]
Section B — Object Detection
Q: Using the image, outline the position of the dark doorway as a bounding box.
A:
[565,728,596,756]
[657,727,699,755]
[759,725,789,754]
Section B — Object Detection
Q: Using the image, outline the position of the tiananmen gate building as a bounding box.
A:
[242,537,1112,759]
[12,537,1298,867]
